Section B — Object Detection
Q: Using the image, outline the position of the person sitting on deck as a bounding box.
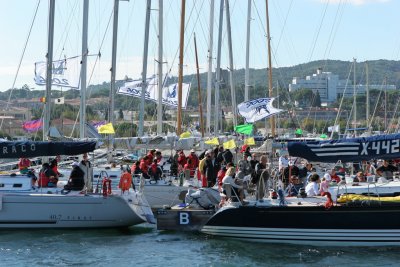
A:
[150,158,163,182]
[37,163,57,187]
[305,173,320,197]
[222,167,244,202]
[18,157,31,174]
[286,175,304,197]
[376,160,398,180]
[64,162,85,191]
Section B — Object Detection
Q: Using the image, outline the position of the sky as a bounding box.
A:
[0,0,399,92]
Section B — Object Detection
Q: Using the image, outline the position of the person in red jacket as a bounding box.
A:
[187,149,199,177]
[140,156,150,179]
[177,151,187,172]
[119,167,132,194]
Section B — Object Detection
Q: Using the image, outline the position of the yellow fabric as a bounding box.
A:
[244,137,255,146]
[199,158,207,173]
[223,139,236,150]
[337,194,400,203]
[98,123,115,134]
[205,137,219,145]
[179,131,191,139]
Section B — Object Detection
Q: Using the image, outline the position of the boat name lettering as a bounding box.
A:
[49,214,62,220]
[360,140,400,156]
[245,98,269,109]
[179,212,190,225]
[124,86,150,98]
[36,75,70,87]
[1,144,35,155]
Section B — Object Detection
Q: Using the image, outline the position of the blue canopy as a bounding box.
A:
[287,133,400,163]
[0,141,97,158]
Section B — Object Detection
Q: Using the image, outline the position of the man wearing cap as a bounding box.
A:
[203,149,219,187]
[79,153,93,192]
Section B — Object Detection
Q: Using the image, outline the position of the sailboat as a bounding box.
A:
[0,0,154,229]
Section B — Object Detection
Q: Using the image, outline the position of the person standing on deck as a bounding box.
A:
[204,150,219,187]
[79,153,93,192]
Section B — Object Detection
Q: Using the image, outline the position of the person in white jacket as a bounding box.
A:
[305,173,320,197]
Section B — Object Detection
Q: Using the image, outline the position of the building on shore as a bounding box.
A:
[289,68,396,103]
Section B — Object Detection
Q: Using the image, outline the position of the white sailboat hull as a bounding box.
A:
[0,193,149,228]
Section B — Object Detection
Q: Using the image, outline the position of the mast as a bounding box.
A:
[366,62,369,125]
[353,58,356,131]
[225,0,237,128]
[384,76,387,130]
[79,0,89,139]
[109,0,119,127]
[138,0,151,137]
[214,0,224,135]
[157,0,163,135]
[206,0,215,135]
[44,0,55,141]
[194,33,204,137]
[244,0,251,102]
[177,0,186,136]
[266,0,274,136]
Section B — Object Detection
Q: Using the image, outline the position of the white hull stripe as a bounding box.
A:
[201,226,400,241]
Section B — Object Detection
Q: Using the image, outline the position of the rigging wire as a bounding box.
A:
[0,0,42,132]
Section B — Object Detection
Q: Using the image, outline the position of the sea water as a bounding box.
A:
[0,224,399,267]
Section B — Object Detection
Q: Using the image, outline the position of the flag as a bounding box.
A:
[98,123,115,134]
[117,75,191,109]
[235,124,253,135]
[320,134,328,139]
[223,139,236,150]
[244,137,255,146]
[237,98,284,123]
[205,137,219,145]
[295,128,303,135]
[39,97,46,103]
[162,83,191,109]
[22,119,43,132]
[328,125,340,133]
[179,131,191,139]
[34,56,81,89]
[92,121,107,129]
[54,97,64,104]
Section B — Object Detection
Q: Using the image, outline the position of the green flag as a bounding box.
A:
[320,133,328,139]
[235,124,253,135]
[295,128,303,135]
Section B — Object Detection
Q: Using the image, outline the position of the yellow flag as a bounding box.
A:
[223,139,236,150]
[205,137,219,145]
[98,123,115,134]
[179,131,191,139]
[244,137,255,146]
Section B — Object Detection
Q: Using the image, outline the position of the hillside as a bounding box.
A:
[2,59,400,110]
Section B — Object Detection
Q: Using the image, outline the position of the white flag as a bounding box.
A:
[162,83,191,109]
[328,124,340,132]
[237,98,284,123]
[34,56,81,89]
[117,75,158,100]
[117,75,191,109]
[54,97,64,104]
